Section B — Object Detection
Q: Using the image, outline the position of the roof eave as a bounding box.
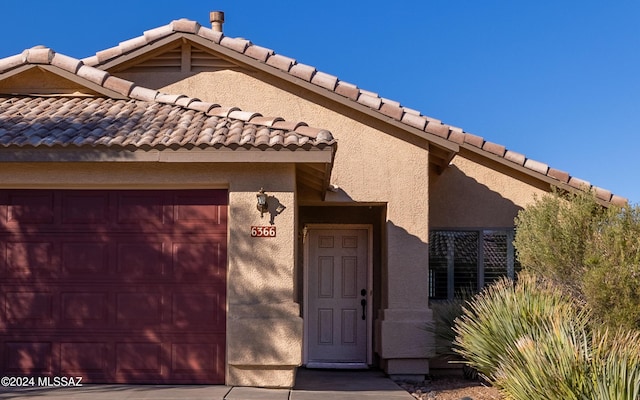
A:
[0,146,336,164]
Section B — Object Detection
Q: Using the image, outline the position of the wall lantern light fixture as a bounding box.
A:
[256,188,268,218]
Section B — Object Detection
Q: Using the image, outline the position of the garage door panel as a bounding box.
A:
[6,240,56,276]
[172,241,224,278]
[61,292,109,328]
[60,342,109,373]
[116,342,163,374]
[173,191,226,227]
[4,341,53,374]
[0,333,226,383]
[116,193,166,227]
[6,192,55,225]
[61,192,109,225]
[172,291,225,330]
[5,291,54,326]
[0,189,227,384]
[116,292,164,326]
[117,241,165,278]
[171,342,219,375]
[62,242,109,275]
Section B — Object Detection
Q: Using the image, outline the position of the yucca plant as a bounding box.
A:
[426,288,475,357]
[587,329,640,400]
[493,315,592,400]
[452,272,583,382]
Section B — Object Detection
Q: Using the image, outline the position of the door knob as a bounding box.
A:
[360,298,367,320]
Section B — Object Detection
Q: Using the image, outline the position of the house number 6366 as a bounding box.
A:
[251,226,276,237]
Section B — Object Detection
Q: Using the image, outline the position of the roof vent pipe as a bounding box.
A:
[210,11,225,32]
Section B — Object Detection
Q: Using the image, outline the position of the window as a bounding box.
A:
[429,229,519,300]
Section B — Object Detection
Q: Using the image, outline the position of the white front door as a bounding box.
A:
[305,226,371,367]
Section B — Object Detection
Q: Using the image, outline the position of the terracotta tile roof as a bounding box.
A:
[0,48,336,153]
[0,96,335,151]
[83,18,626,206]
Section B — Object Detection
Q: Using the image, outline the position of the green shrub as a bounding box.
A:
[514,189,640,330]
[452,272,583,382]
[513,189,604,297]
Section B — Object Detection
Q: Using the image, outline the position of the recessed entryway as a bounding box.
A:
[303,225,372,367]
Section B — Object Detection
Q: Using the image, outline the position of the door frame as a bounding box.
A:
[302,224,373,367]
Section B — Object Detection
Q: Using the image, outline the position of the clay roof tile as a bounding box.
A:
[357,93,382,110]
[197,26,223,44]
[463,133,484,148]
[504,150,526,166]
[171,19,200,34]
[568,176,591,191]
[481,141,506,157]
[143,24,174,43]
[51,52,82,73]
[524,158,549,175]
[425,120,450,138]
[76,65,109,85]
[610,195,628,207]
[129,86,159,102]
[547,167,570,183]
[244,44,274,62]
[311,71,338,91]
[118,36,149,53]
[220,36,250,53]
[266,53,295,72]
[379,102,404,120]
[289,63,316,82]
[228,110,262,121]
[401,113,427,131]
[273,120,307,131]
[208,106,240,118]
[249,116,285,127]
[187,101,220,113]
[96,46,124,64]
[103,76,134,97]
[335,81,359,100]
[26,47,54,64]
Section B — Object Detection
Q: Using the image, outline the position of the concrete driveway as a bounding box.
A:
[0,369,414,400]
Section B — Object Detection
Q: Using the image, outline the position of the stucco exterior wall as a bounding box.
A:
[0,161,301,387]
[430,154,548,229]
[122,69,436,377]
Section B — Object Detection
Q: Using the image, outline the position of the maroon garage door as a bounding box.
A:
[0,189,227,384]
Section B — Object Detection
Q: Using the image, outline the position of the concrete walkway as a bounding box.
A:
[0,369,414,400]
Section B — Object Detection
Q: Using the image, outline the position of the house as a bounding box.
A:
[0,11,625,387]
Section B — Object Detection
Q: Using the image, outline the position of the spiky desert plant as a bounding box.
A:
[493,315,592,400]
[452,272,583,382]
[426,288,475,358]
[588,329,640,400]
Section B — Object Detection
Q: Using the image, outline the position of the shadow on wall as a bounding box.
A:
[383,220,431,309]
[430,164,522,228]
[0,189,232,384]
[224,195,302,380]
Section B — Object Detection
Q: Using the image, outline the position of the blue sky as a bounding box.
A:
[2,1,639,203]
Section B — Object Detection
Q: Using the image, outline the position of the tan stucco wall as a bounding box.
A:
[0,161,301,387]
[115,67,553,379]
[121,69,436,377]
[430,153,547,228]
